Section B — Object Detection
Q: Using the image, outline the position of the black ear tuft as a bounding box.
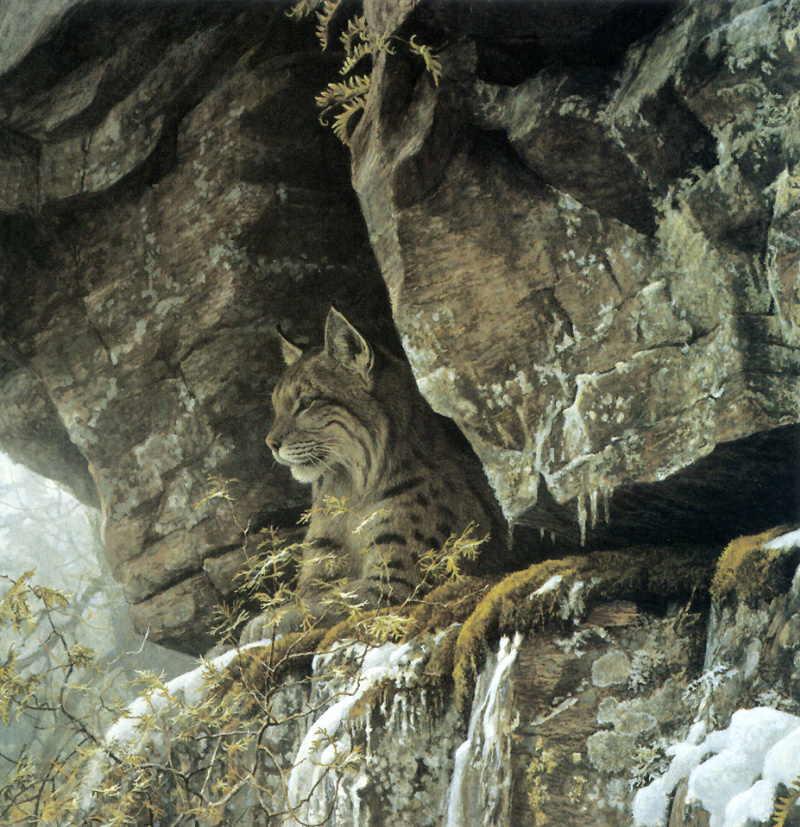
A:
[324,307,374,385]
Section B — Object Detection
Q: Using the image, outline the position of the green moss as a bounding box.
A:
[588,546,713,602]
[450,546,716,716]
[405,576,496,638]
[452,558,580,715]
[314,576,496,662]
[424,624,461,681]
[226,543,717,729]
[316,609,383,653]
[347,677,396,721]
[710,526,792,604]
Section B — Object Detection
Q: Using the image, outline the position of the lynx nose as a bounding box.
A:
[266,434,282,454]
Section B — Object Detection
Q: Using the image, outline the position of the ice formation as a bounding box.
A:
[764,528,800,553]
[446,633,523,827]
[285,639,427,827]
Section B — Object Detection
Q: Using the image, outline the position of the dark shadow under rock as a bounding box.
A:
[513,424,800,559]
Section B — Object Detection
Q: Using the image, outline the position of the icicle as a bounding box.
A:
[287,642,407,826]
[350,771,369,825]
[603,487,611,524]
[286,639,437,826]
[286,688,362,826]
[365,696,374,758]
[577,491,588,546]
[590,488,599,529]
[445,634,522,827]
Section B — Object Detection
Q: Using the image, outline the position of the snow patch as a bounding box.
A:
[532,574,563,596]
[286,640,426,827]
[633,709,800,827]
[763,528,800,552]
[81,641,270,809]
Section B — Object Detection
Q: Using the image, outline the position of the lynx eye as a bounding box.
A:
[295,395,316,413]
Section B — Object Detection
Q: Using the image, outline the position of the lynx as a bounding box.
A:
[251,308,508,635]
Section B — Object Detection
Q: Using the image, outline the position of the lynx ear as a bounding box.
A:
[278,327,304,366]
[324,307,373,385]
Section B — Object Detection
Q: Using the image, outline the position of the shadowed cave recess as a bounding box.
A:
[527,423,800,555]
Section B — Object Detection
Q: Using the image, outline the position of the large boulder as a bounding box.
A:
[0,0,798,652]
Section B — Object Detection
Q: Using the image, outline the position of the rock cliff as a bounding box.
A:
[0,1,394,651]
[2,0,798,652]
[351,0,800,549]
[1,0,799,824]
[75,529,800,827]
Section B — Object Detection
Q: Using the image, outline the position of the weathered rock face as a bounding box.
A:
[351,0,800,545]
[1,0,799,652]
[3,4,800,823]
[0,1,393,652]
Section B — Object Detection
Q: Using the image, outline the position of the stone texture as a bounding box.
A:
[0,0,83,78]
[284,530,799,827]
[0,4,394,650]
[351,0,800,544]
[0,364,98,506]
[79,528,800,827]
[1,0,799,651]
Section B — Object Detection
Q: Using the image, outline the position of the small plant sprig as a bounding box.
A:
[0,570,119,824]
[419,522,487,584]
[773,776,800,827]
[0,563,381,824]
[290,0,442,144]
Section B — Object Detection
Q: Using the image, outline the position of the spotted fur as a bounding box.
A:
[266,308,508,613]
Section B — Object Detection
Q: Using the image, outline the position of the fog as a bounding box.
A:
[0,452,195,785]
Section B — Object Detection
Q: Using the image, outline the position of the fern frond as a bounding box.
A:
[340,14,370,54]
[772,776,800,827]
[341,16,394,62]
[315,74,372,115]
[409,35,442,86]
[287,0,323,21]
[331,100,368,143]
[315,0,342,50]
[340,42,373,75]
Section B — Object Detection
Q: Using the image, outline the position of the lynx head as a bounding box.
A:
[266,308,386,487]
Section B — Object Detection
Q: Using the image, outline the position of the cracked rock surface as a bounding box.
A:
[352,0,800,545]
[0,3,392,652]
[1,0,799,650]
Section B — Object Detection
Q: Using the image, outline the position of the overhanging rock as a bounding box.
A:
[351,0,800,541]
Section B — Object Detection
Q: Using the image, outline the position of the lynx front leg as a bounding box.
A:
[292,533,359,618]
[241,536,352,643]
[355,534,424,608]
